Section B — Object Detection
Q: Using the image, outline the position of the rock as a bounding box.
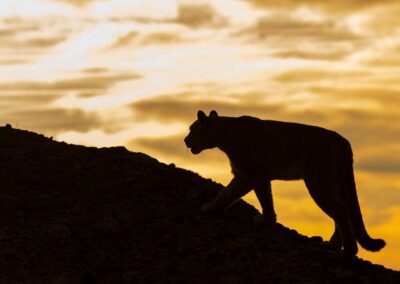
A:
[0,126,399,283]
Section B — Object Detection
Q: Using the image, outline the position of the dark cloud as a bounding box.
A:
[309,86,400,101]
[358,156,400,174]
[0,31,66,50]
[0,17,68,50]
[273,69,370,84]
[129,93,288,124]
[1,36,66,49]
[236,14,360,45]
[130,92,400,174]
[140,32,182,45]
[0,17,41,36]
[175,3,228,29]
[0,73,141,92]
[272,49,351,61]
[109,31,182,49]
[133,133,193,159]
[232,13,367,62]
[130,132,228,165]
[2,108,102,134]
[77,92,104,98]
[107,4,226,49]
[245,0,398,14]
[109,31,139,49]
[0,59,29,65]
[0,28,20,37]
[55,0,95,7]
[0,95,59,108]
[82,67,109,74]
[328,109,400,150]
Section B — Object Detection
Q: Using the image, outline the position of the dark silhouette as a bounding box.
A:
[185,110,385,257]
[0,125,398,283]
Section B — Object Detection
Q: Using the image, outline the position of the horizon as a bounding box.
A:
[0,0,399,270]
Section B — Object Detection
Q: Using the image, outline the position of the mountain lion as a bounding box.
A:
[184,110,385,256]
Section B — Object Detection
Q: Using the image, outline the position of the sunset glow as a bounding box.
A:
[1,0,399,269]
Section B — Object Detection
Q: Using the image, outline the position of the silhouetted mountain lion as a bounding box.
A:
[184,110,385,256]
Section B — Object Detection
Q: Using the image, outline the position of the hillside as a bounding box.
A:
[0,125,399,283]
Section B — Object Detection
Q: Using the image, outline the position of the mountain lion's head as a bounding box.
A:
[184,110,219,154]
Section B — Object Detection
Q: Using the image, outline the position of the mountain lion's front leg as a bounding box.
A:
[253,179,276,225]
[201,176,252,213]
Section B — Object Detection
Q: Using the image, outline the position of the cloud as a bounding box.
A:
[129,132,230,181]
[273,68,370,84]
[359,157,400,174]
[129,92,400,174]
[140,32,182,45]
[236,14,360,43]
[0,94,59,108]
[0,36,66,49]
[129,93,288,124]
[0,73,141,92]
[272,49,351,61]
[233,13,365,61]
[327,109,400,151]
[0,59,29,65]
[109,31,182,49]
[245,0,398,14]
[309,86,400,102]
[174,3,228,29]
[0,17,41,35]
[0,17,68,50]
[55,0,95,7]
[356,144,400,175]
[363,44,400,68]
[132,133,223,161]
[82,67,109,74]
[2,108,102,135]
[109,31,139,49]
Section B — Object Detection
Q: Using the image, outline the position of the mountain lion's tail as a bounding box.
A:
[340,140,386,252]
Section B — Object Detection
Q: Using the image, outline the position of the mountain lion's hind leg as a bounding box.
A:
[323,223,342,252]
[201,176,252,213]
[305,175,358,256]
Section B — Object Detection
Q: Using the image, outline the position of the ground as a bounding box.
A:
[0,125,399,283]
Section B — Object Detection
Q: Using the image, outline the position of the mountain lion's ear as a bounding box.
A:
[209,110,218,119]
[197,110,207,123]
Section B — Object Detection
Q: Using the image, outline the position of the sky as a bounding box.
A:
[1,0,399,269]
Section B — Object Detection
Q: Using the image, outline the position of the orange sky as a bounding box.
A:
[1,0,399,270]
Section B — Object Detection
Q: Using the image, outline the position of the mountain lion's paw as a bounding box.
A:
[253,213,276,226]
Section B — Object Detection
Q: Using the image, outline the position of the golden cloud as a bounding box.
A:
[363,44,400,68]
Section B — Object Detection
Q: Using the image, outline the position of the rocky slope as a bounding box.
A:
[0,125,399,283]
